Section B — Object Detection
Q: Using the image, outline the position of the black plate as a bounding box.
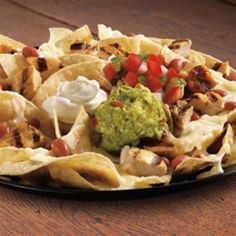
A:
[0,165,236,200]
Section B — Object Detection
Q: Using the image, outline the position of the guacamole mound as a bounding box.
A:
[95,85,168,152]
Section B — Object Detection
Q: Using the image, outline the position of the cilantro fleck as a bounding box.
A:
[138,75,147,84]
[170,77,186,87]
[160,76,167,85]
[118,94,130,101]
[111,57,121,72]
[138,54,149,62]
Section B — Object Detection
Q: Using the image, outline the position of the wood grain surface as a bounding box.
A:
[0,0,236,235]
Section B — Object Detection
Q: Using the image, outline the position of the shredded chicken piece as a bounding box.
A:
[187,91,224,115]
[120,146,167,176]
[169,101,193,137]
[187,65,216,93]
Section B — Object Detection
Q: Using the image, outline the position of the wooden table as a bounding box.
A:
[0,0,236,235]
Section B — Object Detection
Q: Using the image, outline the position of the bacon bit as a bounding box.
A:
[224,101,236,111]
[191,111,200,121]
[187,65,216,93]
[111,99,125,108]
[210,89,227,97]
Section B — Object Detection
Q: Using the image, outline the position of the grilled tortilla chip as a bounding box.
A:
[55,25,94,54]
[10,66,42,100]
[26,57,63,81]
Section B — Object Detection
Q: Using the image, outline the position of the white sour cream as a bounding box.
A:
[42,76,108,123]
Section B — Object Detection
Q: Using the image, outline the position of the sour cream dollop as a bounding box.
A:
[42,76,108,123]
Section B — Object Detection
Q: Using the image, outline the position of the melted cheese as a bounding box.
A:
[210,70,236,102]
[172,114,227,153]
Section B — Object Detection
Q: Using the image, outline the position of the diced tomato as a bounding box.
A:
[148,54,165,66]
[164,86,183,104]
[51,138,70,157]
[145,72,161,92]
[111,99,125,108]
[166,67,179,83]
[147,60,162,77]
[0,122,10,138]
[123,71,138,86]
[91,117,98,128]
[103,63,117,82]
[124,54,142,72]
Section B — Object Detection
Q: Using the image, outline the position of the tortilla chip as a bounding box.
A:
[38,43,64,58]
[62,106,92,152]
[0,53,28,78]
[98,24,123,40]
[117,174,171,189]
[26,57,63,81]
[0,34,25,52]
[55,25,93,54]
[174,155,218,175]
[10,66,42,100]
[48,27,73,44]
[0,145,121,190]
[172,114,228,154]
[32,60,111,108]
[0,147,52,176]
[49,152,121,190]
[60,54,101,66]
[160,45,188,64]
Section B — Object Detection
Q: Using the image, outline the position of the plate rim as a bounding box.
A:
[0,164,236,198]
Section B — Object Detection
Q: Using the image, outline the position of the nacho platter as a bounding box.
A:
[0,24,235,198]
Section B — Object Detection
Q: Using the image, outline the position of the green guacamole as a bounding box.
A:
[95,85,168,152]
